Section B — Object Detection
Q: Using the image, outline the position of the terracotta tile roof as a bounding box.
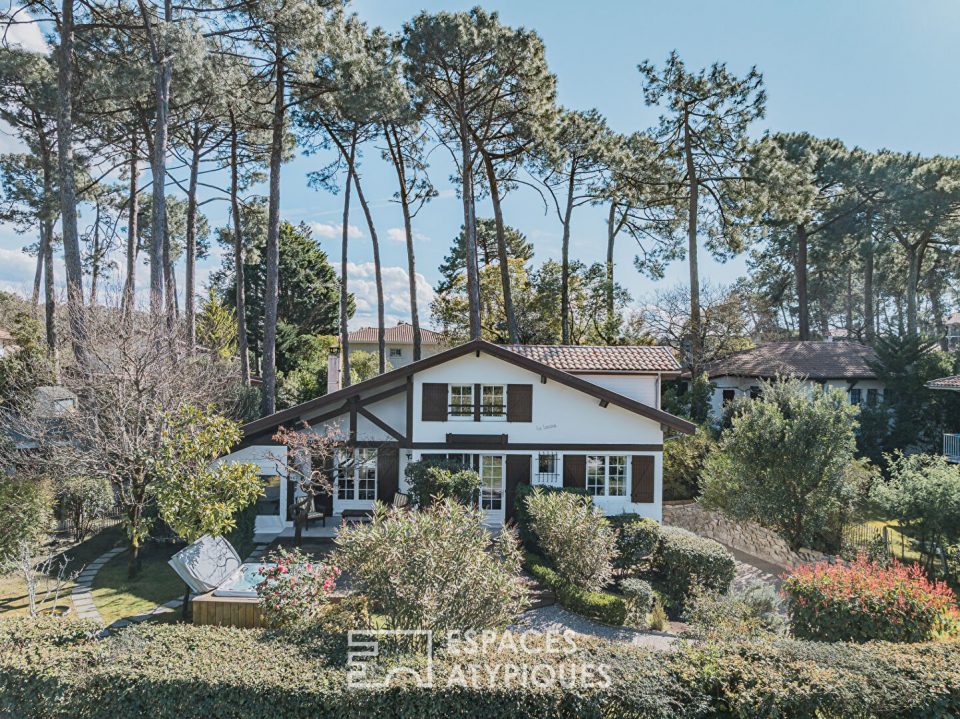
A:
[702,341,878,380]
[927,375,960,391]
[348,322,441,345]
[946,313,960,325]
[498,344,681,373]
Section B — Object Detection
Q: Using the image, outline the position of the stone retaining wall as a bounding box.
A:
[662,502,829,570]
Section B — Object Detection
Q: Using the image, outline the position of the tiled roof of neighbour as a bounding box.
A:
[946,313,960,325]
[702,341,878,380]
[927,375,960,391]
[348,322,441,344]
[498,345,681,373]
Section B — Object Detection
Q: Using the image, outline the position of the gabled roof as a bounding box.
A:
[701,341,878,381]
[926,375,960,391]
[348,322,441,345]
[498,345,680,374]
[241,339,695,440]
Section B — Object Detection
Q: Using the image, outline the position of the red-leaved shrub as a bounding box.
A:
[782,556,958,643]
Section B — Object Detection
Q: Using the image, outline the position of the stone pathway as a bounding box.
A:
[726,546,784,593]
[512,605,677,651]
[70,546,124,623]
[72,542,270,631]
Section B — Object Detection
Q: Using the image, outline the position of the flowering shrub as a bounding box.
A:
[256,547,340,628]
[782,556,958,643]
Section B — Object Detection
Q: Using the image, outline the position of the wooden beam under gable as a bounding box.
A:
[358,406,405,443]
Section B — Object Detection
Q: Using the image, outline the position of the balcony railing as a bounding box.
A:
[944,433,960,462]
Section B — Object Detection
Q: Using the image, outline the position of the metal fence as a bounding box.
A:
[54,505,125,539]
[843,521,957,585]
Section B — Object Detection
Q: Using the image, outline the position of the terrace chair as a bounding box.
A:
[391,492,411,511]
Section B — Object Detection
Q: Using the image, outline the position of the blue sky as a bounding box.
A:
[2,0,959,328]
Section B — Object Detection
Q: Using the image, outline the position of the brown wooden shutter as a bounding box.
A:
[473,383,482,421]
[631,455,655,503]
[506,384,533,422]
[377,447,399,503]
[505,455,531,523]
[421,383,448,421]
[563,455,586,489]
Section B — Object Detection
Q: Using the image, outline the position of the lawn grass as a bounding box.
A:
[0,525,126,617]
[89,541,186,624]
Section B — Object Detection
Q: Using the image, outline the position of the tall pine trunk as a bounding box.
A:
[184,125,201,351]
[352,169,386,374]
[458,102,481,340]
[863,241,874,343]
[560,167,576,345]
[683,107,701,373]
[260,48,284,417]
[56,0,86,362]
[480,150,517,343]
[795,223,810,340]
[229,113,250,384]
[123,130,138,317]
[339,137,356,388]
[605,203,616,342]
[88,202,101,303]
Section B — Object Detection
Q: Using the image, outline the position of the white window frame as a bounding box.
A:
[336,448,378,505]
[479,454,505,511]
[585,454,629,498]
[480,384,507,421]
[448,384,474,421]
[534,452,561,486]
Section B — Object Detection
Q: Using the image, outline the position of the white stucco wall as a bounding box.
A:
[411,351,664,445]
[572,373,660,407]
[349,342,441,368]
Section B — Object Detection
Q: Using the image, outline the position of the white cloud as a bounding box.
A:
[385,227,430,243]
[342,261,435,330]
[311,222,363,239]
[5,10,48,54]
[435,188,458,200]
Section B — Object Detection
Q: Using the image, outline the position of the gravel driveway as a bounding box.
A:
[511,605,678,650]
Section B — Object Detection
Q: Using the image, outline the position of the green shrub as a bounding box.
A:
[334,500,525,631]
[526,554,628,625]
[57,475,114,542]
[683,580,785,640]
[513,483,588,551]
[609,515,661,572]
[256,547,339,628]
[524,487,616,591]
[0,475,52,560]
[621,578,653,627]
[648,597,668,631]
[782,556,959,643]
[403,459,481,507]
[663,430,715,500]
[3,617,960,718]
[646,526,735,611]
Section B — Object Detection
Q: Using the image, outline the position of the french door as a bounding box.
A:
[479,454,506,525]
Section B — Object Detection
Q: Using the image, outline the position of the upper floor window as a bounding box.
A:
[481,384,506,421]
[849,388,862,405]
[586,455,628,498]
[449,384,474,419]
[867,388,879,407]
[389,348,403,358]
[721,389,736,405]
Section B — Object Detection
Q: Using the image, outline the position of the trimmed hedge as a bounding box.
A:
[608,514,661,571]
[2,617,960,718]
[526,555,628,625]
[646,526,735,612]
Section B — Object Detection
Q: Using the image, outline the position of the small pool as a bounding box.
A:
[212,562,273,598]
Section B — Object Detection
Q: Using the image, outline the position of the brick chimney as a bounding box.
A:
[327,349,341,394]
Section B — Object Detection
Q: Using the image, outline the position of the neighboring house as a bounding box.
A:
[946,313,960,350]
[925,374,960,462]
[347,322,443,368]
[697,341,884,418]
[3,385,78,453]
[0,328,16,357]
[222,340,693,535]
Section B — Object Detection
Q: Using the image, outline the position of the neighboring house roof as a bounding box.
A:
[348,322,442,345]
[946,313,960,326]
[32,386,78,419]
[241,339,695,441]
[700,341,878,381]
[498,345,681,374]
[926,375,960,391]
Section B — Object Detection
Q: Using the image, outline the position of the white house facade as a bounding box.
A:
[346,322,443,369]
[697,341,884,418]
[226,340,693,534]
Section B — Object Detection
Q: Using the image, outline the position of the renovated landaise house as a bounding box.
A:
[695,341,885,418]
[346,321,443,369]
[222,340,694,535]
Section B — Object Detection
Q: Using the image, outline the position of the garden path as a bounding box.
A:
[511,605,678,650]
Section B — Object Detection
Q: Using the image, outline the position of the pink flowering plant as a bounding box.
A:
[255,547,340,628]
[782,555,958,643]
